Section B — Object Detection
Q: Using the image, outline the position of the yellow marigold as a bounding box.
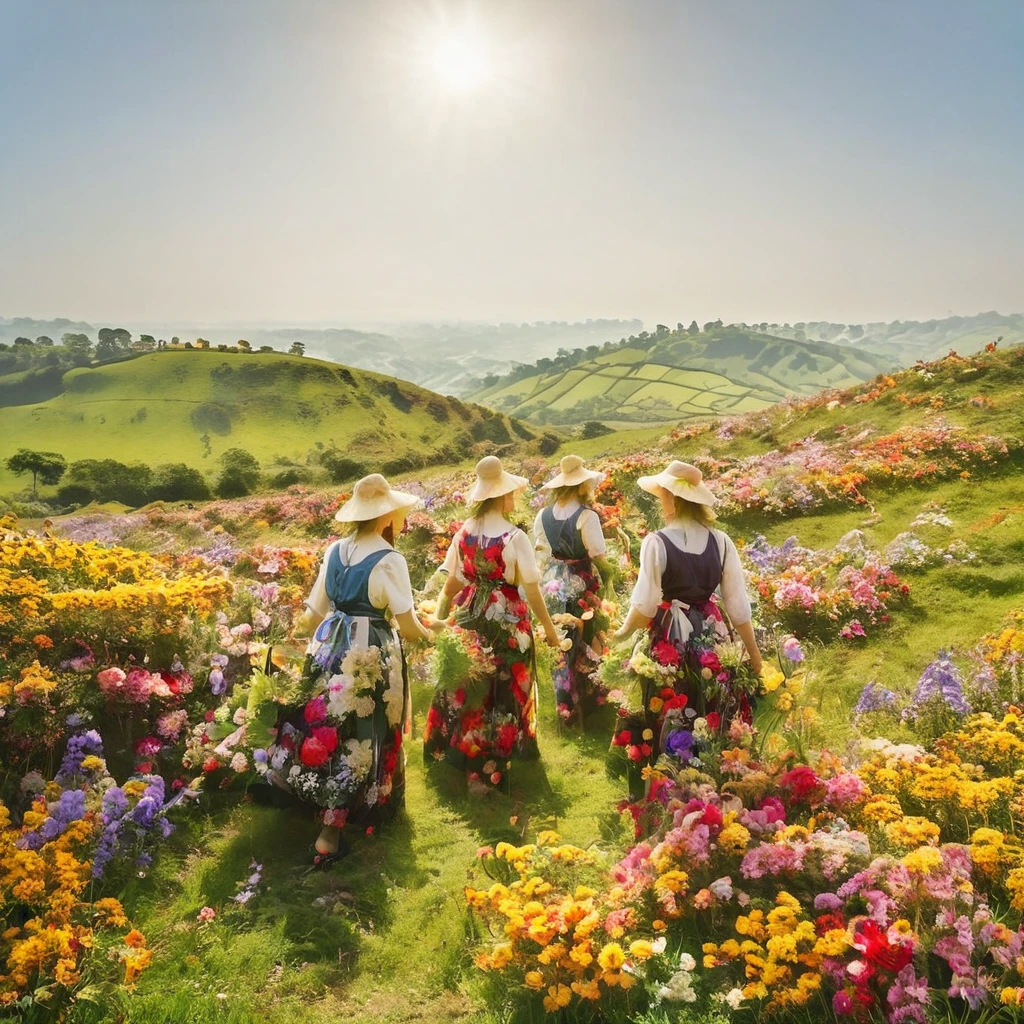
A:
[571,977,601,1000]
[718,822,752,854]
[815,929,850,957]
[884,816,941,849]
[524,970,545,990]
[536,830,561,847]
[901,846,943,875]
[542,983,572,1012]
[628,939,654,961]
[859,794,905,824]
[1007,868,1024,912]
[597,942,625,971]
[654,870,688,894]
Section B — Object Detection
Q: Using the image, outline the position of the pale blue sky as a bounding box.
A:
[1,0,1022,326]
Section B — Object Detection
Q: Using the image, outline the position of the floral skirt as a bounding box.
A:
[260,617,411,828]
[543,558,609,727]
[424,582,539,793]
[610,598,754,800]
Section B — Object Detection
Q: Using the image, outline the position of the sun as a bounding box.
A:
[430,29,492,93]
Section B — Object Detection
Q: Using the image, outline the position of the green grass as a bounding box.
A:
[0,351,529,497]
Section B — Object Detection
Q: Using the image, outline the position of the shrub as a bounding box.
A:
[55,483,96,507]
[150,464,212,502]
[320,453,367,484]
[580,420,613,439]
[538,431,562,456]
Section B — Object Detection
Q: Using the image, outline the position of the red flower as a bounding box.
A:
[855,920,913,974]
[612,730,632,747]
[705,712,721,731]
[383,746,399,775]
[453,688,467,708]
[426,706,443,730]
[779,765,824,805]
[300,736,330,767]
[698,649,722,673]
[701,803,723,830]
[304,695,327,725]
[202,757,220,773]
[663,693,688,711]
[311,725,338,754]
[495,723,518,757]
[816,911,847,936]
[652,641,681,667]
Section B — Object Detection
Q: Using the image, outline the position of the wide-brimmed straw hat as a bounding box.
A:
[334,474,420,522]
[540,454,605,491]
[637,461,717,506]
[464,456,528,504]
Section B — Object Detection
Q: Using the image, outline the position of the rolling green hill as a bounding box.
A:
[469,324,893,427]
[0,350,534,496]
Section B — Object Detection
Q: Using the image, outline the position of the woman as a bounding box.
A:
[425,456,559,793]
[613,461,762,797]
[533,454,611,727]
[277,474,437,868]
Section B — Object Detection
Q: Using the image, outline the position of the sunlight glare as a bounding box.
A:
[431,28,492,93]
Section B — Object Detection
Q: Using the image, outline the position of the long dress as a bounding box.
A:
[260,538,413,828]
[424,519,540,792]
[534,503,610,726]
[612,523,754,799]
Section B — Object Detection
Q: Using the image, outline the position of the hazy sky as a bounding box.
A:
[2,0,1022,327]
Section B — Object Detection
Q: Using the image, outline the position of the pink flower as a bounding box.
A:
[197,906,216,923]
[96,667,126,696]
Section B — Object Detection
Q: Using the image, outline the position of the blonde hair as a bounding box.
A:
[341,515,394,545]
[673,495,717,528]
[546,484,593,506]
[468,495,509,521]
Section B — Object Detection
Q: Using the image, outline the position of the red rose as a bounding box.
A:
[311,725,338,754]
[303,695,327,725]
[300,736,330,767]
[701,803,723,829]
[779,765,824,805]
[705,712,721,731]
[664,693,688,711]
[627,745,643,761]
[652,641,681,667]
[202,757,220,773]
[613,730,631,747]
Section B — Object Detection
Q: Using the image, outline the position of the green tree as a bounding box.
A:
[13,336,33,347]
[96,327,133,361]
[35,335,54,346]
[61,332,93,362]
[66,459,152,506]
[236,339,251,352]
[288,341,306,357]
[5,449,67,494]
[580,420,613,439]
[216,448,261,497]
[687,321,700,334]
[150,463,212,502]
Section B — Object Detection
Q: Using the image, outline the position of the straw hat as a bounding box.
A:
[464,456,528,504]
[334,474,420,522]
[637,461,717,506]
[540,454,605,491]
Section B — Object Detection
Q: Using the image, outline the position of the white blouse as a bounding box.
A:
[304,536,415,620]
[532,500,607,561]
[442,511,541,587]
[630,520,752,625]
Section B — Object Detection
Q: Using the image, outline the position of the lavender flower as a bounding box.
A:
[903,651,971,723]
[853,682,899,717]
[57,729,104,782]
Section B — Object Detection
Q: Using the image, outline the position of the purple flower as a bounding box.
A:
[854,682,899,717]
[903,651,971,722]
[57,729,104,781]
[781,636,805,663]
[665,729,695,760]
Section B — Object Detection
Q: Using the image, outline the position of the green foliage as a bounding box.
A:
[216,448,261,498]
[150,463,212,502]
[5,448,67,493]
[320,452,368,484]
[579,420,613,439]
[66,458,153,506]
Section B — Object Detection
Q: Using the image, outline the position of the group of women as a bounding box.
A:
[283,454,762,868]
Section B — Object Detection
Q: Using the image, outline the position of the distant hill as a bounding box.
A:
[468,325,893,427]
[752,311,1024,364]
[0,350,536,496]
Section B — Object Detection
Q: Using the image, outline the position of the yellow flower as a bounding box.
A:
[524,970,545,991]
[542,983,572,1012]
[628,939,654,961]
[597,942,625,971]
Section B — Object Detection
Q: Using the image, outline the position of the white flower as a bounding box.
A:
[725,988,744,1010]
[352,694,376,718]
[678,952,696,971]
[343,739,373,780]
[364,783,379,807]
[515,630,532,652]
[651,937,667,955]
[230,752,248,773]
[232,706,248,726]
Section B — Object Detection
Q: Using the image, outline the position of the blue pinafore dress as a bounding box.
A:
[264,543,411,829]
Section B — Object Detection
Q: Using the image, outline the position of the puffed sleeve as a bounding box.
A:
[304,542,336,618]
[368,551,415,616]
[579,508,607,558]
[506,529,541,586]
[629,533,666,618]
[533,510,551,560]
[442,526,467,584]
[716,531,752,626]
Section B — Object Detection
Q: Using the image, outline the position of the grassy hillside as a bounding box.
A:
[469,325,892,427]
[0,350,533,496]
